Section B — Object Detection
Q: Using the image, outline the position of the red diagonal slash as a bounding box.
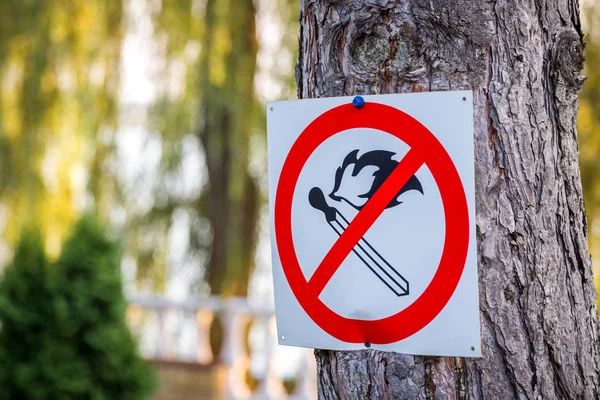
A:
[307,148,425,296]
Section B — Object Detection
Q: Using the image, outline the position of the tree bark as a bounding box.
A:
[296,0,600,398]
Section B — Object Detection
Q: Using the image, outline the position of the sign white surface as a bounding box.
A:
[267,91,480,357]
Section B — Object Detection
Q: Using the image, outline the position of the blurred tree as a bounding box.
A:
[0,218,156,399]
[50,215,156,398]
[138,0,298,296]
[0,229,53,398]
[197,0,260,296]
[0,1,123,258]
[579,2,600,275]
[145,0,260,296]
[126,0,210,293]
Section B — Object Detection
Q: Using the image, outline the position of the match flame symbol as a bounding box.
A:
[329,149,423,210]
[308,149,424,297]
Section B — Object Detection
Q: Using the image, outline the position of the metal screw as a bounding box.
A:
[364,340,371,348]
[281,335,285,340]
[462,97,467,101]
[471,346,475,351]
[270,106,274,111]
[352,96,365,109]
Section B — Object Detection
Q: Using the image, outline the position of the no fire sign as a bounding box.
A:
[267,91,480,357]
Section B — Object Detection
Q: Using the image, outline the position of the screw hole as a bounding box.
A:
[471,346,475,351]
[270,107,274,111]
[462,97,467,101]
[364,341,371,348]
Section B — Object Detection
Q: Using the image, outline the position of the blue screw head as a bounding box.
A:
[352,96,365,109]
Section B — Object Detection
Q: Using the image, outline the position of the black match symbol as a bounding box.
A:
[308,150,424,297]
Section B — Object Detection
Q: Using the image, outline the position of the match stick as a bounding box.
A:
[309,187,409,297]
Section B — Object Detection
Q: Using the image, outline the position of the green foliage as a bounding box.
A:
[130,0,301,295]
[0,229,53,397]
[580,3,600,224]
[580,3,600,285]
[0,217,156,399]
[0,0,124,255]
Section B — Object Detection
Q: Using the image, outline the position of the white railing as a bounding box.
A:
[126,296,317,400]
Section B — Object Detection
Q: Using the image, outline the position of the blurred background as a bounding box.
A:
[0,0,598,399]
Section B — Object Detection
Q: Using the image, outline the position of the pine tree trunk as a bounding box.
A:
[296,0,600,398]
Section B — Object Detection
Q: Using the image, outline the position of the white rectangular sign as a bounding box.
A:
[267,91,480,357]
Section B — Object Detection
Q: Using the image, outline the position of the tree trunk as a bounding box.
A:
[199,0,260,296]
[296,0,600,398]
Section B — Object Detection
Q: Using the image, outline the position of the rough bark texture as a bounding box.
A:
[296,0,600,398]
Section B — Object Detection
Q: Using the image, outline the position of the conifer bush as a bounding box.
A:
[0,217,157,399]
[0,230,54,398]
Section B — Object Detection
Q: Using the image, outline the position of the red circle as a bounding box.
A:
[274,102,470,344]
